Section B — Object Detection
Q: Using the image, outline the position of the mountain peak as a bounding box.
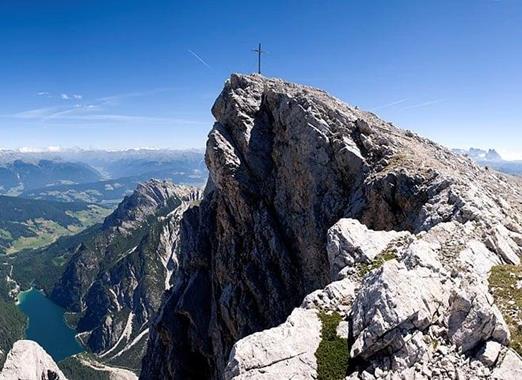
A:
[102,179,201,232]
[454,147,503,162]
[142,74,522,379]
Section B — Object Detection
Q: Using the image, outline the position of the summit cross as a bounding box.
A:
[252,43,266,74]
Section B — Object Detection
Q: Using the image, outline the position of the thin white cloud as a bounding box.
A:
[3,87,207,127]
[58,114,208,125]
[401,99,445,110]
[18,146,63,153]
[4,104,208,126]
[12,105,65,119]
[60,93,84,100]
[97,88,175,105]
[371,98,409,111]
[36,91,50,96]
[188,49,212,69]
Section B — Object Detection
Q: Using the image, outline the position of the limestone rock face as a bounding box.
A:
[350,260,446,360]
[327,218,409,279]
[141,74,522,379]
[0,340,67,380]
[224,308,321,380]
[447,282,509,352]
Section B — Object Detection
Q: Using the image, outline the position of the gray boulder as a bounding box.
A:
[447,281,509,352]
[327,218,409,279]
[492,349,522,379]
[350,260,446,361]
[225,308,321,380]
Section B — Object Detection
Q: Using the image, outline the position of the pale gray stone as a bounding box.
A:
[327,218,409,279]
[491,349,522,379]
[350,260,446,360]
[0,340,67,380]
[447,282,509,352]
[476,340,502,366]
[225,308,321,380]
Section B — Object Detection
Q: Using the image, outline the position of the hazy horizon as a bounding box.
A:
[1,141,520,161]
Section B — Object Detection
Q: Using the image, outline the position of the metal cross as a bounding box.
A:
[252,43,265,74]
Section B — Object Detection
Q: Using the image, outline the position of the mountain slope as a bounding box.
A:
[142,74,522,379]
[0,277,26,369]
[49,180,202,373]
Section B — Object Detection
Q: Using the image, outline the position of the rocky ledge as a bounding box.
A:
[0,340,66,380]
[142,74,522,379]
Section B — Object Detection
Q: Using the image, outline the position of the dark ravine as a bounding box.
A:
[141,74,522,380]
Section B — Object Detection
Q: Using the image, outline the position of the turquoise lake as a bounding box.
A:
[17,288,84,362]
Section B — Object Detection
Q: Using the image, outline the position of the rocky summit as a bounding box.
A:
[141,74,522,380]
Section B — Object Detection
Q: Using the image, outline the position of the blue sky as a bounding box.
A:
[1,0,521,158]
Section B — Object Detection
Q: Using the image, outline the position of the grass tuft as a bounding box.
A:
[315,311,349,380]
[489,264,522,355]
[357,250,397,277]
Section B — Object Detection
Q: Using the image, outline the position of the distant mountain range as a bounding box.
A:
[452,147,503,162]
[0,149,207,204]
[0,148,205,167]
[453,147,522,176]
[0,160,102,196]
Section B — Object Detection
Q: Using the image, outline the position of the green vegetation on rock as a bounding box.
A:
[489,264,522,355]
[315,311,349,380]
[357,251,397,277]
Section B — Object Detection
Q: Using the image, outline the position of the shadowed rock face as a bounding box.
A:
[141,74,522,379]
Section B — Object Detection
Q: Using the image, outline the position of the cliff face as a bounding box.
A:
[51,180,201,371]
[142,74,522,379]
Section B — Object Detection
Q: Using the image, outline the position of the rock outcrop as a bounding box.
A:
[0,340,67,380]
[51,180,201,372]
[142,74,522,379]
[224,308,322,379]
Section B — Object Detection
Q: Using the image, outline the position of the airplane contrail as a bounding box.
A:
[188,49,212,69]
